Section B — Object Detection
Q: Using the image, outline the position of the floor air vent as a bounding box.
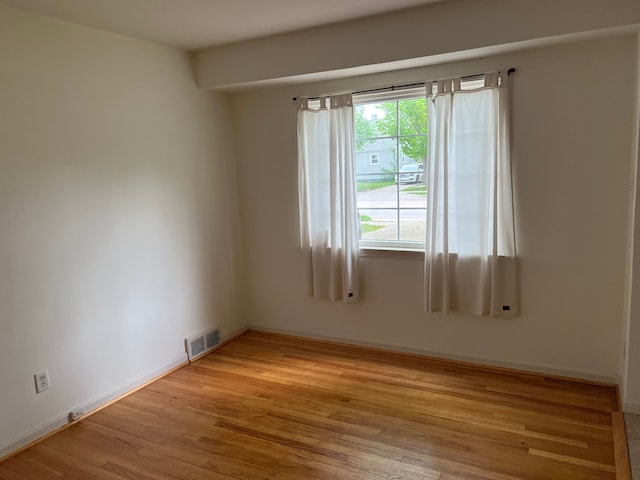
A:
[186,327,221,361]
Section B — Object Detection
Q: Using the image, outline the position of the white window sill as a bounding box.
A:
[360,247,424,260]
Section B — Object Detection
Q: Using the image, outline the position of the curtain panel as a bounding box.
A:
[297,94,359,303]
[424,72,518,317]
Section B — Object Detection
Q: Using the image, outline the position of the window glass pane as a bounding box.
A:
[397,136,427,171]
[356,137,397,182]
[399,209,426,243]
[358,208,399,241]
[399,180,427,209]
[397,161,426,207]
[398,98,428,137]
[357,176,398,209]
[355,102,397,140]
[354,104,373,140]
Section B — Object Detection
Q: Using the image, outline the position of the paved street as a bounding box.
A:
[358,184,426,241]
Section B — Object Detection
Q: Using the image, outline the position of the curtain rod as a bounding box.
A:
[292,68,516,102]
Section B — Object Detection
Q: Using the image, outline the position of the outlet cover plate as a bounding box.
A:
[34,370,50,394]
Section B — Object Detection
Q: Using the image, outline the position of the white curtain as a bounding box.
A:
[297,94,359,303]
[424,72,518,317]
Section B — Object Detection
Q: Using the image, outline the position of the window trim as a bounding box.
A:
[360,246,424,260]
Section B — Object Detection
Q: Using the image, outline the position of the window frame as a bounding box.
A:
[354,86,428,252]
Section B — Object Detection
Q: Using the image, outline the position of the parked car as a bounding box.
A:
[397,164,424,184]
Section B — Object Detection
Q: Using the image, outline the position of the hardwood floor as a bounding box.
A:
[0,331,623,479]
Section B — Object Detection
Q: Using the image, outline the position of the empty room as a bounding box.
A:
[1,0,640,478]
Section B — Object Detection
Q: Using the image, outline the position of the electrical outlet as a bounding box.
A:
[68,408,84,422]
[34,370,50,394]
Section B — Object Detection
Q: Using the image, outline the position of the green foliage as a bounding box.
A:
[402,185,427,195]
[357,180,395,192]
[361,223,384,235]
[355,106,375,150]
[379,162,398,182]
[355,98,428,162]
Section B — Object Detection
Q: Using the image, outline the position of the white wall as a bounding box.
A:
[624,32,640,410]
[195,0,640,89]
[0,6,245,455]
[231,34,636,381]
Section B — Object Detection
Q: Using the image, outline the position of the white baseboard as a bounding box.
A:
[249,325,620,385]
[623,403,640,414]
[0,353,187,461]
[220,325,250,347]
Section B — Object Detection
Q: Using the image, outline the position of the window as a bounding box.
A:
[354,87,427,250]
[296,71,516,315]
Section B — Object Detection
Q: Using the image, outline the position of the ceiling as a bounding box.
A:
[0,0,448,51]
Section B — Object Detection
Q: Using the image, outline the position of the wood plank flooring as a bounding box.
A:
[0,331,622,479]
